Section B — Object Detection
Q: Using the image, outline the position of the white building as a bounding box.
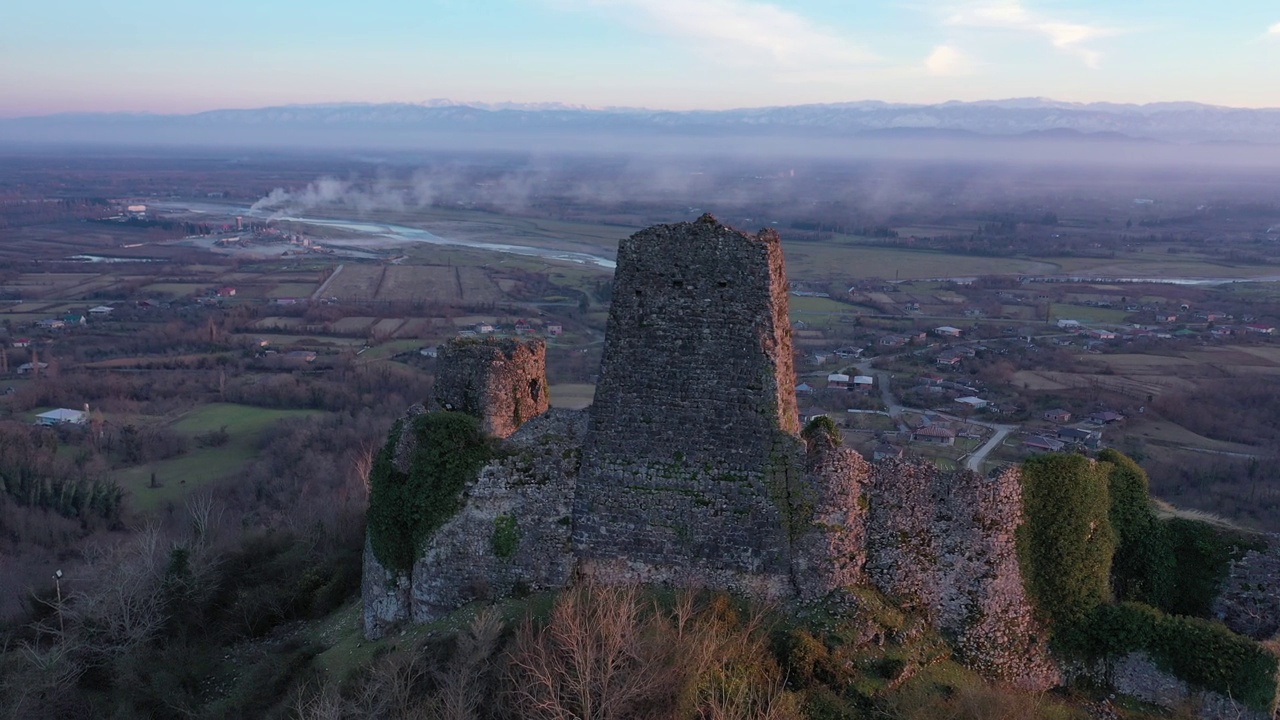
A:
[36,408,88,425]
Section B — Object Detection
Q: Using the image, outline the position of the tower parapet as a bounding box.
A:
[431,337,549,439]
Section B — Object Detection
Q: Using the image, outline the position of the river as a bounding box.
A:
[153,201,617,269]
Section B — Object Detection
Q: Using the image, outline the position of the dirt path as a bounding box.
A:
[311,264,344,300]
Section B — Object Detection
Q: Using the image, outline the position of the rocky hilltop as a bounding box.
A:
[362,215,1278,717]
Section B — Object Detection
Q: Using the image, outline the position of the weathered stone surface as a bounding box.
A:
[865,461,1058,689]
[575,215,801,595]
[793,434,870,601]
[410,409,584,621]
[1214,534,1280,640]
[361,536,410,639]
[431,338,549,439]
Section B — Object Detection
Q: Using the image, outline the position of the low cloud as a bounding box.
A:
[1269,22,1280,37]
[573,0,878,69]
[946,1,1116,68]
[925,44,976,76]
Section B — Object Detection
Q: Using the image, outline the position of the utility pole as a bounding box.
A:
[53,569,64,635]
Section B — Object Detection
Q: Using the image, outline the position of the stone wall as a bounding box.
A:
[362,408,585,637]
[431,338,549,439]
[1072,653,1275,720]
[864,461,1058,689]
[410,409,584,622]
[1215,534,1280,640]
[574,215,801,595]
[791,431,870,601]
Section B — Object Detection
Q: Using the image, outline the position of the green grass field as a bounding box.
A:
[789,295,864,314]
[1049,303,1132,323]
[114,403,323,512]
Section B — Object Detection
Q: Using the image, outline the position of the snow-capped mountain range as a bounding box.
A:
[4,98,1280,147]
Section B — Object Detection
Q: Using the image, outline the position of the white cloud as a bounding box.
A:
[924,44,975,76]
[574,0,879,69]
[946,1,1115,68]
[1269,22,1280,37]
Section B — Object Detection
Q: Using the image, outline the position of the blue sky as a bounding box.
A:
[3,0,1279,116]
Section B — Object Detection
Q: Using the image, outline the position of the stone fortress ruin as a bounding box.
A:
[362,214,1277,716]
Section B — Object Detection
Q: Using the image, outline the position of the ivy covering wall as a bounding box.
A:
[366,412,492,572]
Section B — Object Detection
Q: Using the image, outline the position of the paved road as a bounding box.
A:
[853,357,1016,473]
[964,422,1016,472]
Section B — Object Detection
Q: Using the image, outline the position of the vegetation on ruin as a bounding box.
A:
[1018,453,1117,627]
[491,513,520,559]
[1019,450,1277,711]
[367,412,493,572]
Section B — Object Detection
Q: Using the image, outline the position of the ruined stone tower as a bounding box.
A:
[573,214,803,596]
[430,338,549,439]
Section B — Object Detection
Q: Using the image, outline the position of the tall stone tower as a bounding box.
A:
[431,338,549,438]
[573,214,801,596]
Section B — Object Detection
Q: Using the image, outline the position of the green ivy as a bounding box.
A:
[1065,602,1277,711]
[491,514,520,559]
[1017,453,1116,627]
[367,412,493,572]
[1098,449,1173,605]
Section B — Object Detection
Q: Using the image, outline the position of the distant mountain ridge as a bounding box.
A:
[4,98,1280,148]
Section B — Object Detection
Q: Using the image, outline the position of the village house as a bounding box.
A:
[10,338,30,349]
[879,334,908,348]
[17,362,49,375]
[546,324,563,337]
[826,373,850,389]
[912,425,956,446]
[36,408,88,426]
[833,346,863,360]
[218,286,237,297]
[852,375,874,390]
[1023,435,1065,453]
[1058,426,1103,447]
[1086,329,1117,340]
[1057,319,1082,331]
[934,326,963,338]
[1043,408,1072,423]
[1088,411,1125,425]
[1245,323,1275,335]
[796,382,815,394]
[88,305,113,316]
[936,355,961,368]
[955,396,988,409]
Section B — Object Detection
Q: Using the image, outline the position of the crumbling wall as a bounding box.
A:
[410,409,584,622]
[1214,534,1280,640]
[431,338,549,439]
[864,461,1058,689]
[1071,653,1275,720]
[574,215,800,597]
[361,396,570,639]
[791,432,870,601]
